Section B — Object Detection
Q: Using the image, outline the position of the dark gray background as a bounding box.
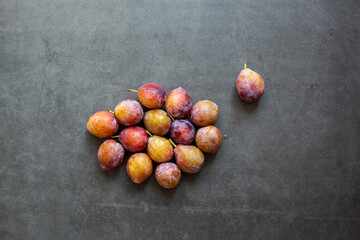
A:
[1,0,359,239]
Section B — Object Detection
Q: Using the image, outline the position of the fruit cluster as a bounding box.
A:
[87,83,223,189]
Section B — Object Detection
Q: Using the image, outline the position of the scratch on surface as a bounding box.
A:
[38,67,48,108]
[41,36,61,66]
[292,222,300,240]
[80,206,86,215]
[79,213,90,237]
[318,169,342,240]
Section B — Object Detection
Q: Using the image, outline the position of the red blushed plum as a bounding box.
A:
[165,87,192,119]
[170,119,195,145]
[147,136,173,163]
[236,68,265,102]
[119,126,149,152]
[190,100,218,127]
[114,99,144,126]
[174,145,204,174]
[144,109,171,136]
[87,111,119,138]
[126,153,153,184]
[97,139,125,170]
[137,83,166,109]
[195,126,223,154]
[155,162,181,189]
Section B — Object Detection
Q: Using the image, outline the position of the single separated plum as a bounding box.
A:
[136,83,166,109]
[173,144,204,174]
[170,119,196,145]
[195,126,223,154]
[155,162,181,189]
[114,99,144,126]
[119,126,148,152]
[87,111,119,138]
[144,109,171,136]
[126,153,153,184]
[165,87,192,119]
[97,139,125,170]
[236,65,264,102]
[147,136,173,163]
[190,100,218,127]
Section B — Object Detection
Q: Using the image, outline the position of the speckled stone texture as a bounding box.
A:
[0,0,359,239]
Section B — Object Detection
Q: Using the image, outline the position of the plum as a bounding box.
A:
[114,99,144,126]
[126,153,153,184]
[170,119,196,145]
[144,109,171,136]
[195,126,222,154]
[87,111,119,138]
[128,83,166,109]
[155,162,181,189]
[236,64,264,102]
[170,140,204,174]
[190,100,218,127]
[119,126,148,152]
[97,139,124,170]
[147,136,173,163]
[165,87,192,119]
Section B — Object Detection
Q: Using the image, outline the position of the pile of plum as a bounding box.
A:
[87,64,265,189]
[87,83,223,189]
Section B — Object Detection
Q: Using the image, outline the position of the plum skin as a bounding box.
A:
[87,111,119,138]
[144,109,171,136]
[147,136,174,163]
[236,68,265,102]
[97,139,125,170]
[137,83,166,109]
[170,119,196,145]
[190,100,219,127]
[165,87,192,119]
[114,99,144,126]
[126,153,153,184]
[119,126,149,152]
[174,145,204,174]
[155,162,181,189]
[195,126,223,154]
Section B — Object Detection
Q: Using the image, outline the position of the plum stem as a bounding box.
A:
[107,108,114,114]
[168,113,175,122]
[244,62,247,70]
[169,138,177,148]
[128,89,138,93]
[111,135,119,138]
[145,130,153,137]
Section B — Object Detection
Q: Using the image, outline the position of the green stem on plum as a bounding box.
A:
[244,62,247,70]
[107,108,114,114]
[111,135,119,138]
[167,113,175,122]
[169,138,177,148]
[145,130,153,137]
[127,89,138,93]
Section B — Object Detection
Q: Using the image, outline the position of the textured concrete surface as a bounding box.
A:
[0,0,359,239]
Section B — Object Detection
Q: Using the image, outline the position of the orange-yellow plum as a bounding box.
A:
[147,136,173,163]
[174,144,204,174]
[144,109,171,136]
[87,111,119,138]
[114,99,144,126]
[195,126,222,154]
[126,153,153,184]
[190,100,218,127]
